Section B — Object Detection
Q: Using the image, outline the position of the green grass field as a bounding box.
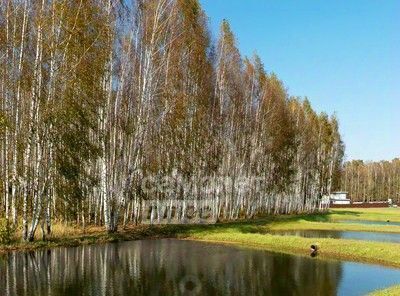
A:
[329,208,400,222]
[369,285,400,296]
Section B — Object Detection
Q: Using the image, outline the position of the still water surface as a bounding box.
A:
[0,239,399,296]
[272,229,400,243]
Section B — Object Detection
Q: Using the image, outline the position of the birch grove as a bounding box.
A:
[341,159,400,203]
[0,0,344,240]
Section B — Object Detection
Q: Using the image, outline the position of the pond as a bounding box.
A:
[0,239,399,296]
[272,229,400,243]
[339,219,400,227]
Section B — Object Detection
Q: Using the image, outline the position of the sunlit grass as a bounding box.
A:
[329,208,400,222]
[268,219,400,233]
[369,285,400,296]
[183,224,400,268]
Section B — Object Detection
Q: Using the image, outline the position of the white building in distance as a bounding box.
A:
[330,192,350,205]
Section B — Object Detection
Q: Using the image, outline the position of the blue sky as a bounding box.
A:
[199,0,400,162]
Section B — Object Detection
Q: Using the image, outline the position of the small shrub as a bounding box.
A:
[0,219,17,245]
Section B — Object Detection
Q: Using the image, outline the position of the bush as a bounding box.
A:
[0,219,17,245]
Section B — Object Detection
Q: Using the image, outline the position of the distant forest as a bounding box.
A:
[341,159,400,203]
[1,0,344,241]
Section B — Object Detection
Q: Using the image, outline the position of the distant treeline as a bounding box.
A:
[341,159,400,203]
[0,0,343,241]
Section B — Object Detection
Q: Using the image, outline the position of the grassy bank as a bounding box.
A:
[0,209,399,262]
[329,208,400,222]
[369,285,400,296]
[0,223,189,253]
[1,208,400,261]
[183,223,400,268]
[268,218,400,233]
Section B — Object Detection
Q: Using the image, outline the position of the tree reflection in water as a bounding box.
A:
[0,239,397,296]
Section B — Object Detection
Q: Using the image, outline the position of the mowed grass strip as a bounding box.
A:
[183,224,400,268]
[267,220,400,233]
[369,285,400,296]
[329,208,400,223]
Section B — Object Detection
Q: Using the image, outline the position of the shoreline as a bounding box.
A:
[2,209,400,295]
[2,210,400,268]
[0,224,186,254]
[183,234,400,269]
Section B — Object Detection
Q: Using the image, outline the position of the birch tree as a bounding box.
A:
[0,0,346,239]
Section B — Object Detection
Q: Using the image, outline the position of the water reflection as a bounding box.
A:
[0,239,399,296]
[272,229,400,243]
